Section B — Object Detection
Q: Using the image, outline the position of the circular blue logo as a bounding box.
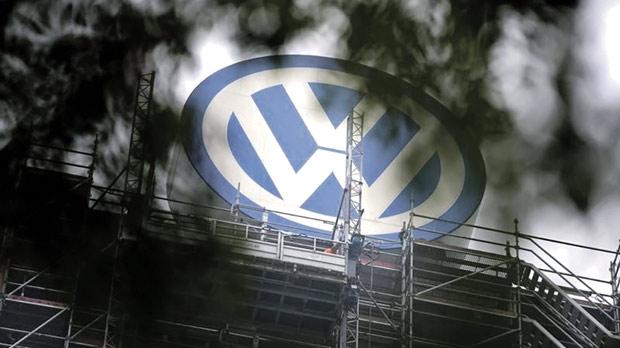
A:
[181,55,485,241]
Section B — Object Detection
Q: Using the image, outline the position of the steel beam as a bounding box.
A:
[91,167,126,210]
[118,71,156,241]
[154,319,331,348]
[469,328,519,347]
[8,307,68,348]
[414,260,512,298]
[611,241,620,334]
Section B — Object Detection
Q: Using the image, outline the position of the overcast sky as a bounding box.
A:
[150,0,620,292]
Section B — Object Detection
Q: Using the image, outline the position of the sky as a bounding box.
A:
[1,0,620,295]
[148,0,620,293]
[471,0,620,292]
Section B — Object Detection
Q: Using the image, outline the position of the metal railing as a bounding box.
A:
[146,207,348,273]
[83,185,620,346]
[411,214,618,298]
[403,212,620,346]
[26,140,97,180]
[520,262,607,347]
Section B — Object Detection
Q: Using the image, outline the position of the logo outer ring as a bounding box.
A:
[181,55,486,242]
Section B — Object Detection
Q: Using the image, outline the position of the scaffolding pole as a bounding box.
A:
[407,233,413,348]
[399,228,413,348]
[118,71,156,241]
[399,196,415,348]
[414,260,512,298]
[102,243,122,348]
[64,268,81,348]
[103,71,156,348]
[514,219,523,348]
[368,253,374,348]
[335,110,364,348]
[336,109,363,245]
[611,240,620,334]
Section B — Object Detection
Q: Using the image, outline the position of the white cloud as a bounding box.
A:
[169,3,350,110]
[487,9,567,148]
[571,0,620,147]
[605,4,620,85]
[174,20,242,109]
[282,5,349,58]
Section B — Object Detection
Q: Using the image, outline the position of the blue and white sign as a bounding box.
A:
[181,55,485,240]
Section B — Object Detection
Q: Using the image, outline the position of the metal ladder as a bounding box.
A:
[519,262,620,347]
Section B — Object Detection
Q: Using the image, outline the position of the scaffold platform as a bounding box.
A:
[1,70,619,347]
[2,150,620,347]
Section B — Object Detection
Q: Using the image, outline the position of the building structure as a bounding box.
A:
[1,72,620,348]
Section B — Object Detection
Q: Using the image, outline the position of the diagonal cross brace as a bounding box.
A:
[358,279,399,332]
[69,312,106,341]
[415,259,512,298]
[9,307,68,348]
[7,267,51,296]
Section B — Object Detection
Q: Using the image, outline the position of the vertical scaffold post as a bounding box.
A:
[336,110,363,246]
[102,243,122,348]
[399,225,408,348]
[65,135,97,348]
[611,240,620,334]
[103,72,156,348]
[408,227,413,346]
[400,199,415,348]
[514,219,523,347]
[118,71,156,241]
[336,109,364,348]
[368,247,374,347]
[64,268,81,348]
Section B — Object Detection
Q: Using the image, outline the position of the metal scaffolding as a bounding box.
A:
[3,151,620,347]
[335,109,364,246]
[0,135,98,348]
[103,71,156,348]
[334,109,364,348]
[399,213,414,348]
[4,76,620,348]
[118,71,156,241]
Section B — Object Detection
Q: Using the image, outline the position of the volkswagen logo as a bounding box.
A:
[181,55,485,240]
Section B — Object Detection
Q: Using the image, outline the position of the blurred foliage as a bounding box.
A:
[0,0,590,211]
[0,0,578,146]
